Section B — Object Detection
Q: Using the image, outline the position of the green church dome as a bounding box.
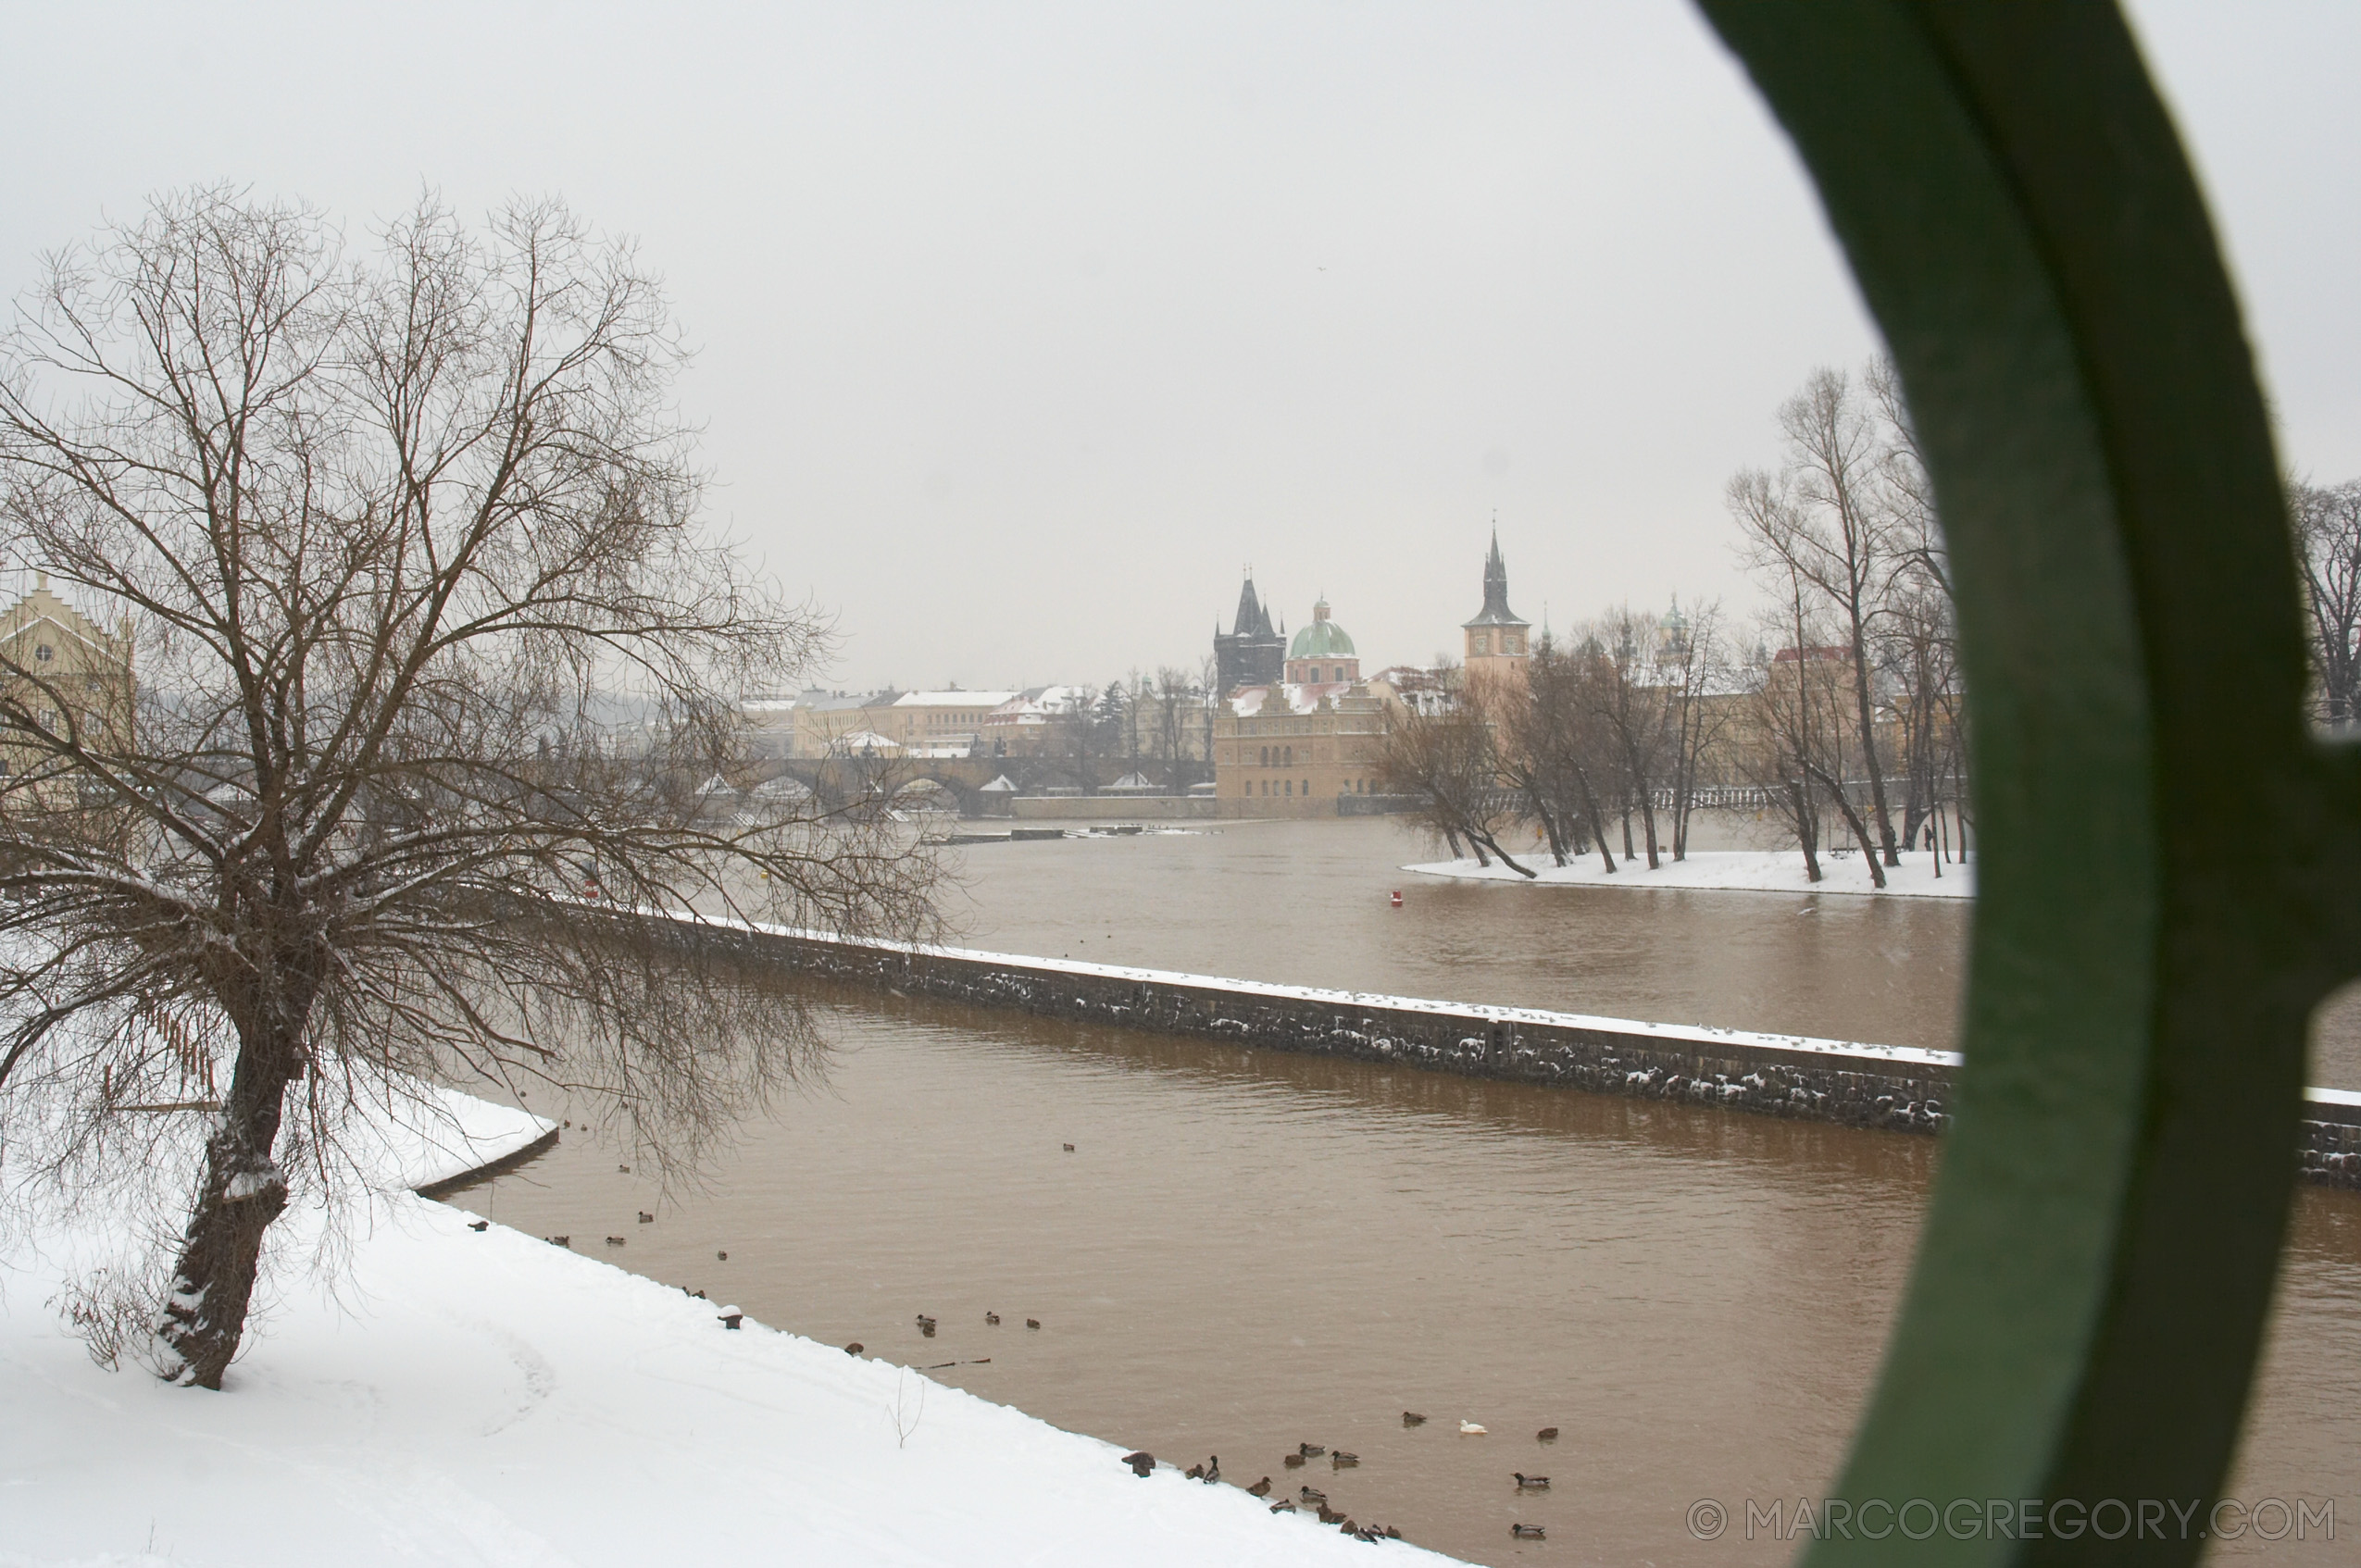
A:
[1289,599,1355,659]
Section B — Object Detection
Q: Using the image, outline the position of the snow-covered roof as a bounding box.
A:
[1227,681,1356,717]
[979,774,1019,791]
[831,729,900,751]
[740,698,797,715]
[893,690,1020,709]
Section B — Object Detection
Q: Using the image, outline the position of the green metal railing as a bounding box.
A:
[1694,4,2351,1562]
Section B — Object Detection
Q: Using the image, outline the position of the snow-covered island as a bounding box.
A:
[1407,847,1972,900]
[1,1089,1460,1567]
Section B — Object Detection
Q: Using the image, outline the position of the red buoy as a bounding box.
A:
[1390,890,1403,907]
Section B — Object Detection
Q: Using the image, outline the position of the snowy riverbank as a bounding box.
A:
[1,1089,1458,1567]
[1406,847,1973,900]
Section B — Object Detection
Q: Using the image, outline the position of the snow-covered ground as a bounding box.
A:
[1406,847,1973,900]
[1,1089,1458,1568]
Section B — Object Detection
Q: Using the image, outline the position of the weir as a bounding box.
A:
[693,920,2361,1188]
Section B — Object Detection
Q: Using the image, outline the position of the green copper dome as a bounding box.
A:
[1289,600,1355,659]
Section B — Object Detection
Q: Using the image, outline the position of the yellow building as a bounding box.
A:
[1212,597,1389,817]
[884,690,1020,756]
[0,575,135,805]
[1461,530,1530,691]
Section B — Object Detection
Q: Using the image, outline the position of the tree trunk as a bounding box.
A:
[1789,778,1823,883]
[1805,761,1889,889]
[1576,769,1618,873]
[1468,827,1537,878]
[1846,624,1902,865]
[156,1026,300,1389]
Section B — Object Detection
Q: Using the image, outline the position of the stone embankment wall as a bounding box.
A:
[697,924,2361,1190]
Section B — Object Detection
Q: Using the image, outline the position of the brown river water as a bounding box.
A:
[445,817,2361,1563]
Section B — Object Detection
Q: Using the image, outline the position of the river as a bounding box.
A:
[445,816,2361,1563]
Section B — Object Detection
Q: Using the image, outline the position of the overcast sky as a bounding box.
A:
[3,2,2354,691]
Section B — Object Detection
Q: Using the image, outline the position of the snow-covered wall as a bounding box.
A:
[695,922,2361,1187]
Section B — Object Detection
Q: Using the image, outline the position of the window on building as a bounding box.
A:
[33,644,53,663]
[1283,746,1293,766]
[1284,779,1292,796]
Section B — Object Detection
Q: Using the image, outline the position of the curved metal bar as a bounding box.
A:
[1694,4,2360,1562]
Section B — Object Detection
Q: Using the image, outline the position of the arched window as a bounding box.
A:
[1284,778,1292,796]
[1283,745,1293,766]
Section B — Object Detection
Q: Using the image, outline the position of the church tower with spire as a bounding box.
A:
[1460,529,1530,690]
[1214,571,1286,695]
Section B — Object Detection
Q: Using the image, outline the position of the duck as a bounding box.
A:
[1299,1486,1327,1505]
[1121,1450,1155,1478]
[546,1235,570,1247]
[1516,1473,1550,1490]
[617,1164,630,1174]
[1269,1500,1297,1515]
[1297,1442,1326,1458]
[1459,1420,1488,1435]
[1316,1503,1346,1525]
[1025,1318,1041,1330]
[844,1342,864,1356]
[1536,1425,1559,1442]
[468,1219,489,1232]
[1283,1453,1306,1469]
[985,1312,1001,1325]
[1402,1411,1427,1426]
[718,1251,729,1261]
[1330,1451,1359,1467]
[1062,1142,1076,1152]
[1511,1524,1546,1540]
[637,1211,655,1224]
[1185,1462,1205,1481]
[605,1235,627,1246]
[1246,1476,1272,1498]
[1202,1456,1220,1485]
[915,1313,937,1327]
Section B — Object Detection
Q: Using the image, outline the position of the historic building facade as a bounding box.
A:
[1212,592,1386,817]
[1461,530,1530,691]
[0,575,136,807]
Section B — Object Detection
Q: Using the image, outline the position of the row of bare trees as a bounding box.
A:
[1730,359,1965,887]
[1379,361,1967,885]
[1376,604,1734,877]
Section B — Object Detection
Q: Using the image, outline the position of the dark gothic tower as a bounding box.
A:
[1214,573,1286,694]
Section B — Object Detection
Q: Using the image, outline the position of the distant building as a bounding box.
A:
[1461,530,1530,691]
[1212,594,1388,817]
[1213,573,1285,696]
[0,576,135,801]
[978,686,1093,757]
[790,689,903,758]
[884,690,1020,757]
[1284,598,1359,687]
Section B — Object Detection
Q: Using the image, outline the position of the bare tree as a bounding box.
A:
[1506,632,1617,872]
[2291,476,2361,730]
[1374,700,1534,877]
[1732,367,1904,867]
[0,189,940,1388]
[1661,599,1732,860]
